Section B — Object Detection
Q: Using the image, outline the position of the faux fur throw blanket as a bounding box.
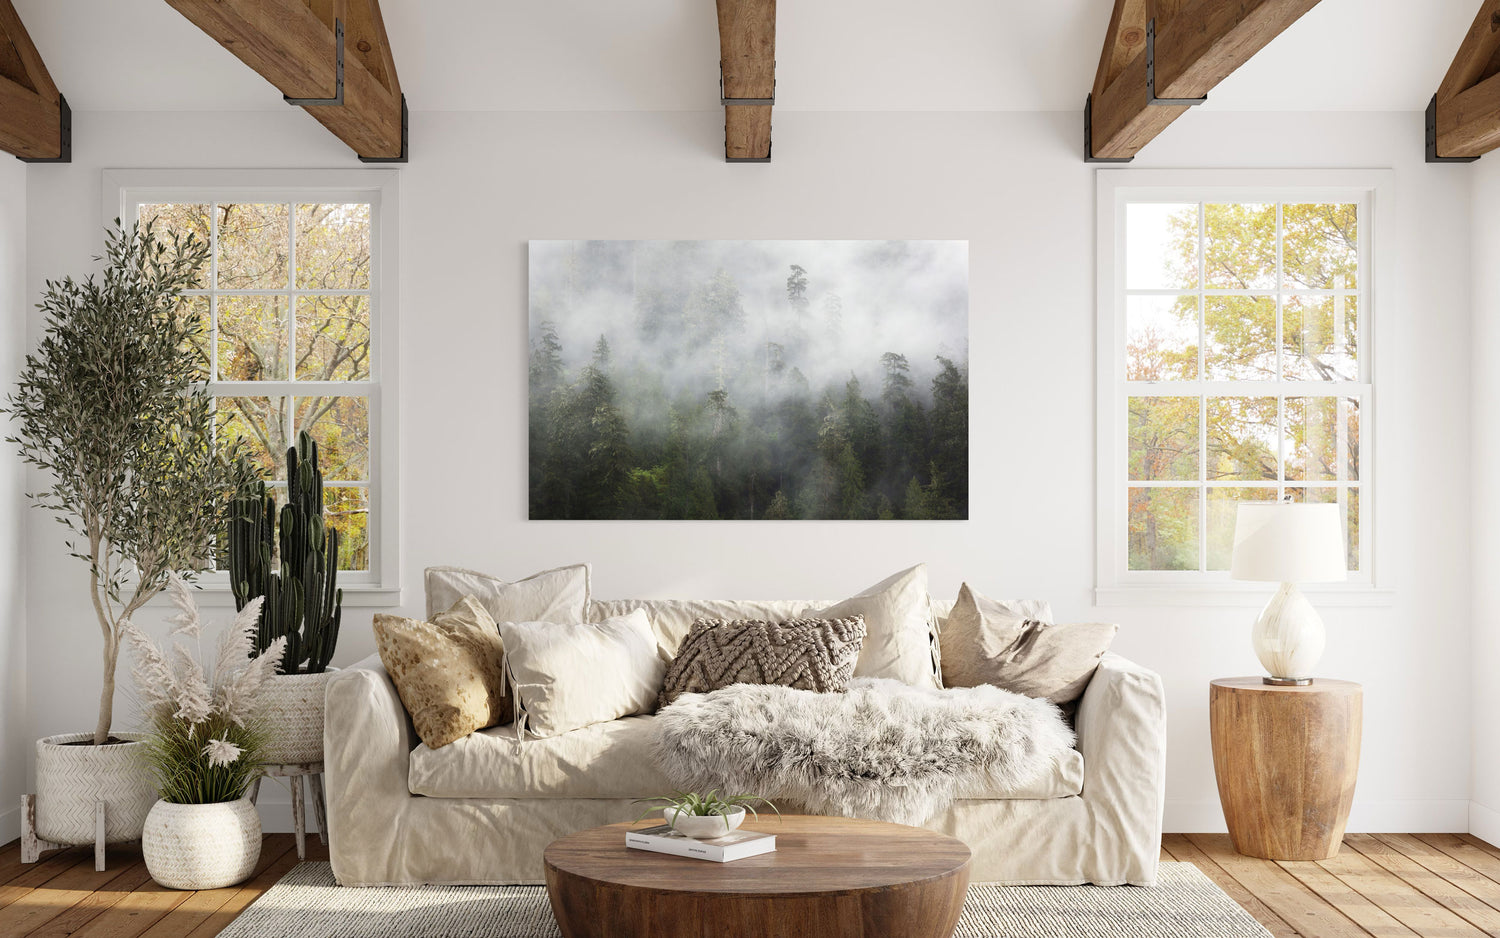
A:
[651,678,1075,826]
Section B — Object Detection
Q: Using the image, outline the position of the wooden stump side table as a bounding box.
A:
[1209,677,1362,861]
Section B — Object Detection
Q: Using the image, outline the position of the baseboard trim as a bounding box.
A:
[1167,799,1470,834]
[0,803,16,845]
[1470,802,1500,844]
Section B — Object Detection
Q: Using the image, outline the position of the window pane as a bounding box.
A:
[1126,203,1198,290]
[1283,295,1357,381]
[1126,295,1198,381]
[1206,486,1279,571]
[1128,487,1199,570]
[295,396,369,482]
[1204,203,1276,289]
[217,396,290,480]
[1207,396,1278,481]
[295,203,371,290]
[138,202,211,272]
[217,295,289,381]
[1286,486,1358,572]
[1129,397,1199,481]
[325,486,369,572]
[1282,203,1357,290]
[1285,396,1359,482]
[217,203,290,290]
[296,296,372,381]
[1204,296,1276,380]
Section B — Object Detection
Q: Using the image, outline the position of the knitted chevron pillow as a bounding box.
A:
[657,616,866,709]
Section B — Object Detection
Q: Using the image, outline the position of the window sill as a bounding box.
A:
[1094,585,1396,608]
[142,584,403,609]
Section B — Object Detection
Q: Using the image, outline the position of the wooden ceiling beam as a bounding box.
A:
[716,0,776,162]
[0,0,67,162]
[166,0,406,162]
[1087,0,1322,162]
[1429,0,1500,162]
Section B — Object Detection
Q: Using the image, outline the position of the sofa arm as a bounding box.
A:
[1075,652,1167,886]
[325,655,413,880]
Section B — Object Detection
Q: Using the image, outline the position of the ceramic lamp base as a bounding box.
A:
[1252,582,1326,684]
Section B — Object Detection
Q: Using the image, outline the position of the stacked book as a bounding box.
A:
[625,824,776,862]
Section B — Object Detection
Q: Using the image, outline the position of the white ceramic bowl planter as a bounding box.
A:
[257,670,337,764]
[666,806,746,840]
[142,797,262,890]
[34,734,157,845]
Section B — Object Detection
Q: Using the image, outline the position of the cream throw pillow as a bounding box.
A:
[424,563,590,623]
[941,583,1117,704]
[497,609,665,738]
[812,564,938,689]
[373,596,508,749]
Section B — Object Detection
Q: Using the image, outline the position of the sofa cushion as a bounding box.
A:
[811,564,938,689]
[408,715,673,799]
[498,609,665,737]
[657,616,867,708]
[589,598,823,658]
[425,563,590,623]
[406,715,1083,801]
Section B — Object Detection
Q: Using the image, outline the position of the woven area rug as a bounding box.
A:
[218,862,1270,938]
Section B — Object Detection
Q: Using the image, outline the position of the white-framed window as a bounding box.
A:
[1096,170,1393,606]
[105,169,400,602]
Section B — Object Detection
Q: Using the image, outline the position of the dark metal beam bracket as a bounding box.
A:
[725,141,771,163]
[1085,93,1132,163]
[17,94,70,163]
[358,93,408,163]
[1426,94,1479,163]
[1146,19,1207,107]
[285,18,344,106]
[720,62,774,106]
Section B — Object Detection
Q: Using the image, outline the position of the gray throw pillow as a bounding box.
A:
[658,616,867,709]
[941,583,1117,705]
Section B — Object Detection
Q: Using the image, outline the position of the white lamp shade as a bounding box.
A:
[1230,503,1346,583]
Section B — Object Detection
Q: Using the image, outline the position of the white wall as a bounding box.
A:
[22,107,1475,833]
[1470,155,1500,844]
[0,155,28,843]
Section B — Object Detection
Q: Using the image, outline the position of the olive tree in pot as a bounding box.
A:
[228,430,343,765]
[4,220,250,857]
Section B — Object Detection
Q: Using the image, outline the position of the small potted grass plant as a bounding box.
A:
[635,790,779,840]
[126,573,287,890]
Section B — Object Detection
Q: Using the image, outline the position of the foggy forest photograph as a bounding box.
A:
[528,240,969,520]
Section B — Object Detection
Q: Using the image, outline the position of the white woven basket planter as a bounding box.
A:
[142,797,262,890]
[258,670,337,765]
[35,733,157,844]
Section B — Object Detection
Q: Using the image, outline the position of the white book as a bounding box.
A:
[625,824,777,863]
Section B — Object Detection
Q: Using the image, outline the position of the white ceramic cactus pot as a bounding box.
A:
[257,670,337,764]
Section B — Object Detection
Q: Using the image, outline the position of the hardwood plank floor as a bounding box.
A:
[2,833,1500,936]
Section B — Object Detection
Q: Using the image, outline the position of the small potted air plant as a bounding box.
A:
[126,573,287,890]
[634,790,780,840]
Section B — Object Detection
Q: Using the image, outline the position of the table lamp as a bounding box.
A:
[1230,500,1346,685]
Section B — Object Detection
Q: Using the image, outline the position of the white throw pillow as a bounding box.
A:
[425,563,590,623]
[811,564,938,689]
[497,609,665,738]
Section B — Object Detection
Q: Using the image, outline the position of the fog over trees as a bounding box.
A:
[528,240,969,520]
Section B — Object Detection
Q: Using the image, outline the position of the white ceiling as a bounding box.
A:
[12,0,1483,113]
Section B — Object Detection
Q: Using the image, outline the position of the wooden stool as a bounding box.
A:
[1209,677,1362,860]
[249,762,327,860]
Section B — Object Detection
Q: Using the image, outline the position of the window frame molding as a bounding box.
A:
[103,168,401,606]
[1095,168,1395,608]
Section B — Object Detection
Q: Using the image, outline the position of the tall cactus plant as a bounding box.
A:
[229,430,343,674]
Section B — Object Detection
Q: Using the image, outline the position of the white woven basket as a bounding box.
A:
[35,733,157,844]
[258,670,336,764]
[142,797,261,890]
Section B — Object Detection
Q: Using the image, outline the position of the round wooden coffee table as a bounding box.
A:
[544,815,971,938]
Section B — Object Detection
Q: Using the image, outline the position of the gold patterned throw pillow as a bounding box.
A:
[657,616,867,709]
[373,595,509,749]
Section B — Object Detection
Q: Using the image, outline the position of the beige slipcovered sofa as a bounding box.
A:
[325,596,1166,887]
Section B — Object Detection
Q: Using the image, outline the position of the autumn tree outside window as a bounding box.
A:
[110,170,399,598]
[1096,172,1389,602]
